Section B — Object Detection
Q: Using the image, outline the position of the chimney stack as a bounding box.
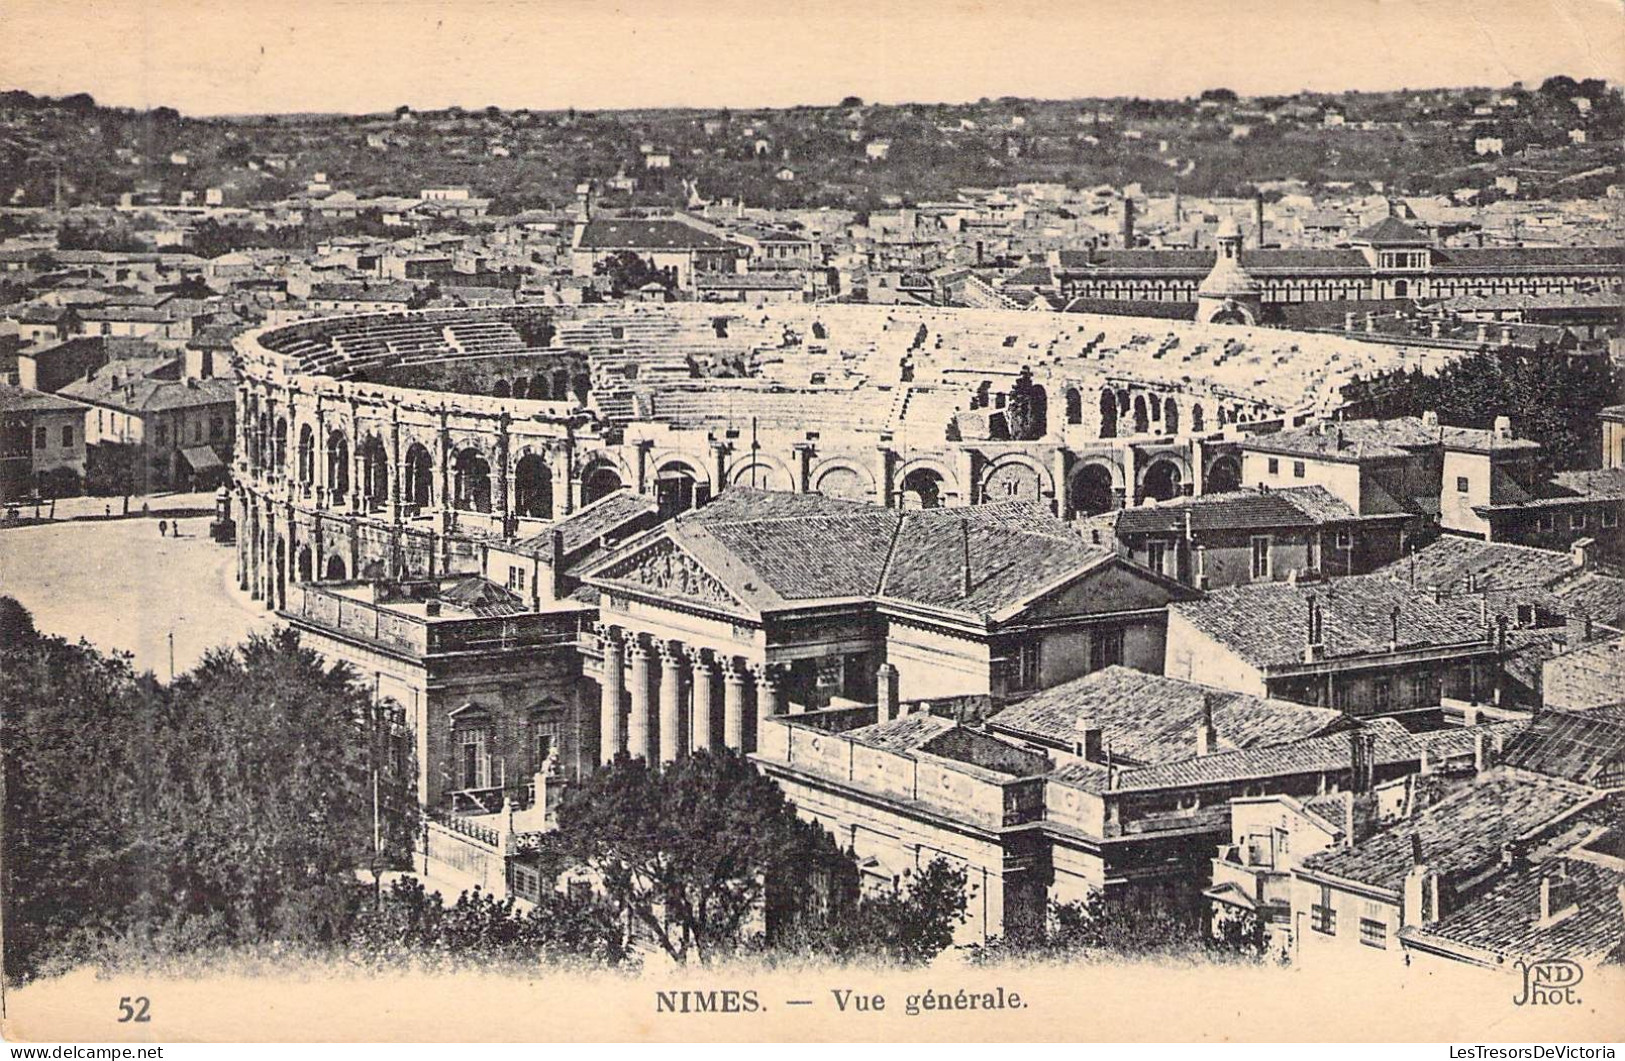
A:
[1390,604,1402,651]
[1351,728,1376,793]
[960,519,973,597]
[547,528,565,605]
[1493,415,1512,440]
[1196,694,1218,756]
[1074,724,1105,762]
[1570,537,1592,570]
[1403,838,1439,926]
[876,662,899,722]
[1121,198,1136,248]
[1254,194,1266,248]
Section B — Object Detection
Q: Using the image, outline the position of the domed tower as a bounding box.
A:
[1196,216,1262,325]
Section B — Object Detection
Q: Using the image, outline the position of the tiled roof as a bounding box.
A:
[0,384,87,414]
[511,489,660,561]
[1172,574,1491,671]
[1501,706,1625,784]
[439,576,525,617]
[1099,719,1520,794]
[576,218,739,251]
[1378,537,1580,597]
[1477,468,1625,512]
[1241,417,1438,462]
[1432,246,1625,273]
[1440,425,1541,455]
[1402,858,1625,966]
[58,372,236,414]
[588,490,1149,623]
[1114,485,1358,536]
[1352,216,1431,244]
[988,665,1346,764]
[844,712,957,752]
[1299,769,1598,894]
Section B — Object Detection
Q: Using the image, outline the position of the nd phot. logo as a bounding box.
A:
[1512,958,1583,1006]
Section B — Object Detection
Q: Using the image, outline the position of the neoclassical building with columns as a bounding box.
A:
[229,301,1473,819]
[575,489,1196,767]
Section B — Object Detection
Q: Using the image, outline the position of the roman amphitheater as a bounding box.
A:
[232,302,1467,606]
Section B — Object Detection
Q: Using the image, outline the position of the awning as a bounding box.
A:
[180,446,223,472]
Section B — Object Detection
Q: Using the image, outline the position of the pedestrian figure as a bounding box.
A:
[104,504,111,517]
[158,519,168,537]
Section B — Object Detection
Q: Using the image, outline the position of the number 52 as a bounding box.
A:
[117,996,151,1023]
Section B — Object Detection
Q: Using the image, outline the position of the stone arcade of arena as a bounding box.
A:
[232,300,1511,932]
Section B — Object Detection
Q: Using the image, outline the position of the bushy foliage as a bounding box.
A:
[1370,348,1622,473]
[345,878,631,969]
[0,610,413,983]
[971,891,1261,966]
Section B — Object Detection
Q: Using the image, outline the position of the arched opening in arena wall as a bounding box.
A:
[1132,395,1150,435]
[404,444,434,508]
[655,461,706,518]
[274,418,288,473]
[1206,455,1243,494]
[1141,459,1184,502]
[581,464,625,506]
[296,545,313,583]
[1065,388,1083,425]
[899,467,946,510]
[1098,390,1118,438]
[1191,403,1205,433]
[1069,463,1117,516]
[325,555,348,581]
[275,538,287,611]
[552,369,572,401]
[297,425,315,485]
[360,437,389,511]
[1163,398,1180,435]
[453,448,493,513]
[327,432,350,497]
[513,454,554,519]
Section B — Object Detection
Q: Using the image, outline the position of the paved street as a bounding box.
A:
[0,516,274,677]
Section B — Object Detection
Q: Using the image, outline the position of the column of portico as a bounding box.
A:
[688,648,716,753]
[625,635,654,762]
[754,663,783,741]
[598,623,625,765]
[722,658,749,752]
[658,645,686,764]
[348,399,363,514]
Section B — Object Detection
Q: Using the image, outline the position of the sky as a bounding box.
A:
[1,0,1621,117]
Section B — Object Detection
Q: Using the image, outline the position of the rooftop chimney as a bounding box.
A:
[1493,415,1512,439]
[1351,728,1376,793]
[1303,595,1325,660]
[1570,537,1593,570]
[1403,837,1439,926]
[876,662,900,722]
[1196,693,1219,756]
[1422,410,1439,428]
[1074,724,1105,762]
[960,519,973,597]
[1390,604,1402,651]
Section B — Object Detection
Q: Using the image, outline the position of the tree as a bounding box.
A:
[545,751,842,964]
[592,249,674,297]
[1004,365,1049,441]
[818,858,969,965]
[840,96,865,109]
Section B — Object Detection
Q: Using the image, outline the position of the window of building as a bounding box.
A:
[1571,512,1587,530]
[1251,536,1272,581]
[1539,513,1557,532]
[192,421,202,443]
[533,718,561,772]
[155,424,168,446]
[1311,902,1337,935]
[210,417,224,442]
[1374,679,1392,712]
[1293,461,1305,479]
[507,565,526,592]
[60,425,73,447]
[1411,673,1431,705]
[34,427,46,450]
[1090,628,1125,671]
[1456,476,1470,493]
[1145,540,1167,576]
[1335,529,1354,550]
[457,725,491,790]
[1012,640,1042,690]
[1603,508,1620,529]
[1267,458,1280,475]
[97,410,104,433]
[1359,917,1387,949]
